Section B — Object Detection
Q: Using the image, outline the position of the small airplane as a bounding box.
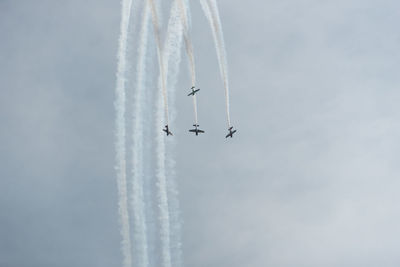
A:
[225,126,237,138]
[163,125,173,136]
[189,124,205,136]
[187,86,200,96]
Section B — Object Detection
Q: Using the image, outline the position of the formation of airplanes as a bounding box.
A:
[163,86,237,138]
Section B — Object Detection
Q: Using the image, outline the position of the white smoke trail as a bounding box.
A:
[152,1,187,267]
[155,93,172,267]
[116,1,186,267]
[177,0,199,125]
[131,1,151,267]
[177,0,196,86]
[114,0,134,266]
[150,1,173,266]
[148,0,170,127]
[163,2,185,266]
[200,0,231,127]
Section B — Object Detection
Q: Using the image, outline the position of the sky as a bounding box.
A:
[1,0,400,266]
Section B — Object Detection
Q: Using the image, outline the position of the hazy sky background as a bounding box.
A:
[2,0,400,266]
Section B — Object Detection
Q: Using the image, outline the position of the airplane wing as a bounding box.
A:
[225,130,236,138]
[189,129,197,132]
[198,130,205,133]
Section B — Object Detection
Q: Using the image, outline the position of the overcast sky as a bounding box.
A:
[2,0,400,266]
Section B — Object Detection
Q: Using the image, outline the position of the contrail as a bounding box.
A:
[177,0,199,125]
[148,0,170,127]
[114,0,134,266]
[200,0,232,127]
[131,1,151,266]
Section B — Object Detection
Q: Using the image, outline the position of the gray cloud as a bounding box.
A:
[1,0,400,266]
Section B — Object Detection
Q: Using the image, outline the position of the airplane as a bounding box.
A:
[163,125,173,136]
[225,126,237,138]
[189,124,205,136]
[187,86,200,96]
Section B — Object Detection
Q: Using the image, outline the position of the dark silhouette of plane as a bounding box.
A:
[189,124,205,136]
[225,126,237,138]
[187,86,200,96]
[163,125,173,136]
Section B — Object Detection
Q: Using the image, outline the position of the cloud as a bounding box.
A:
[1,0,400,266]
